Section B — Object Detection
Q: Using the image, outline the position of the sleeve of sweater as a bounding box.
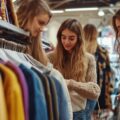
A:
[69,54,100,100]
[71,81,100,100]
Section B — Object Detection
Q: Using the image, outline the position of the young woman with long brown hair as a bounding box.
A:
[47,18,100,120]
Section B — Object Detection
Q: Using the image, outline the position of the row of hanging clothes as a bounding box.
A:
[0,20,73,120]
[0,0,19,26]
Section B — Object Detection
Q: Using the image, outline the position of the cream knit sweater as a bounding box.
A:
[47,52,100,112]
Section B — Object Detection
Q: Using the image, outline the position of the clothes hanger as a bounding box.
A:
[0,20,30,45]
[24,54,51,74]
[3,49,32,68]
[0,38,27,52]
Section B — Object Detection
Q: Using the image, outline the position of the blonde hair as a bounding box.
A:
[53,18,87,81]
[17,0,52,65]
[83,24,98,54]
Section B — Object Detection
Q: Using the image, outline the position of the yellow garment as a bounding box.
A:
[0,75,8,120]
[0,64,25,120]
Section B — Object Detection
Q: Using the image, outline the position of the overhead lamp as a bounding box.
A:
[51,10,64,14]
[65,7,98,12]
[98,10,105,16]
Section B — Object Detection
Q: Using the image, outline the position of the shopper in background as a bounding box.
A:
[84,24,113,119]
[17,0,52,66]
[112,9,120,40]
[47,18,100,120]
[112,9,120,102]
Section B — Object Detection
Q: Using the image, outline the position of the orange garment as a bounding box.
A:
[0,76,8,120]
[1,0,7,21]
[0,64,25,120]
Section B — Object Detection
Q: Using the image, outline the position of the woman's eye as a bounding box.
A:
[69,37,75,41]
[61,36,66,40]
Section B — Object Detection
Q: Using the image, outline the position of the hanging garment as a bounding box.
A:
[1,0,7,21]
[47,75,59,120]
[32,68,54,120]
[0,38,27,52]
[25,54,73,120]
[0,75,8,120]
[4,61,29,120]
[95,45,113,109]
[33,66,59,120]
[19,64,48,120]
[0,63,25,120]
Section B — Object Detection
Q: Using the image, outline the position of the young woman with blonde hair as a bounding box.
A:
[48,18,100,120]
[17,0,52,65]
[84,24,113,119]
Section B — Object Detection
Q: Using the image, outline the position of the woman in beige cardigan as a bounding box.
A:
[47,18,100,120]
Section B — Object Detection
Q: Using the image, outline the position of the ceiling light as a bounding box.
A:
[51,10,64,14]
[65,7,98,12]
[98,10,105,16]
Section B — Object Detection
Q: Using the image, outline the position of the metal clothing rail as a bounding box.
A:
[0,20,30,45]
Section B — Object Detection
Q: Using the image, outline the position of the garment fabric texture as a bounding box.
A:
[25,54,73,120]
[0,76,8,120]
[95,45,112,110]
[0,63,25,120]
[20,64,48,120]
[46,75,59,120]
[5,61,29,120]
[32,67,53,120]
[47,51,100,112]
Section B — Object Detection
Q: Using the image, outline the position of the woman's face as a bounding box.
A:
[115,18,120,37]
[61,29,78,53]
[26,13,50,37]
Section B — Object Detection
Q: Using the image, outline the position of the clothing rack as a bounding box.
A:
[0,48,73,120]
[0,20,30,45]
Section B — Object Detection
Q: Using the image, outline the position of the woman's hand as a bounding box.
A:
[65,79,75,90]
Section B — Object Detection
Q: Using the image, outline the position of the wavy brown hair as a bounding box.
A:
[112,9,120,55]
[17,0,52,65]
[53,18,87,81]
[83,24,98,54]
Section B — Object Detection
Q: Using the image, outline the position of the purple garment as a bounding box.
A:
[5,61,29,120]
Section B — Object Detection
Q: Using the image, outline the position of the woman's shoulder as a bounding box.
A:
[85,52,95,61]
[85,52,96,66]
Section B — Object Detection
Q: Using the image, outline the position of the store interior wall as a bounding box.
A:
[47,10,112,46]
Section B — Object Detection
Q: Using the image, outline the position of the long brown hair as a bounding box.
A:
[17,0,52,65]
[112,9,120,39]
[83,24,98,54]
[112,9,120,55]
[53,18,87,81]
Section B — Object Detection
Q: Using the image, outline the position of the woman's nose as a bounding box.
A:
[64,39,70,45]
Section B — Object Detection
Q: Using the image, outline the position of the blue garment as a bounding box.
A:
[32,68,53,120]
[73,100,96,120]
[50,76,72,120]
[19,64,48,120]
[24,54,73,120]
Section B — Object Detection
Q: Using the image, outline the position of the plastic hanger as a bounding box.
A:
[3,49,32,68]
